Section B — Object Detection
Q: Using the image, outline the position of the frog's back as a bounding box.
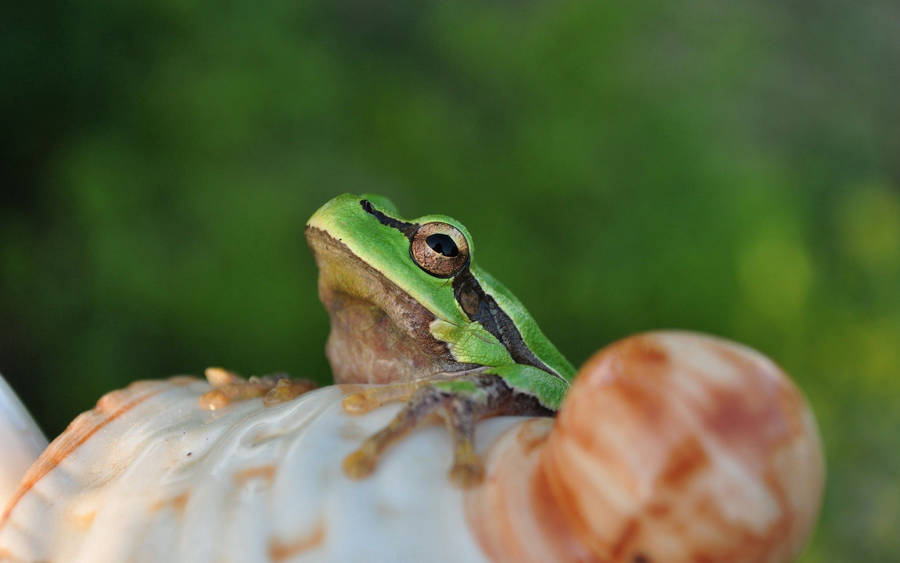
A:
[470,266,575,383]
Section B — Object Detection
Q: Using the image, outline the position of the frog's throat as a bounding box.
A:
[305,226,475,384]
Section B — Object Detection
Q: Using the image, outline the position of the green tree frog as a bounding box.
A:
[202,194,575,487]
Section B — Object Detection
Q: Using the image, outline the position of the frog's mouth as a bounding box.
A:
[305,226,472,384]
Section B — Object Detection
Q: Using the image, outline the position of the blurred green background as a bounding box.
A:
[2,0,898,560]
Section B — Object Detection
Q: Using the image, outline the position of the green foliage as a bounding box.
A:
[2,0,898,560]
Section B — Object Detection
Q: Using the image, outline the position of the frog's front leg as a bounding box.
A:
[342,373,552,488]
[199,367,317,410]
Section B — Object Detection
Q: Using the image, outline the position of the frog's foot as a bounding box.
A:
[199,367,316,410]
[342,374,549,488]
[341,381,425,414]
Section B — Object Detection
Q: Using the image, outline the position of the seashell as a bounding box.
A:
[0,332,823,562]
[0,378,512,562]
[467,331,824,563]
[0,376,47,511]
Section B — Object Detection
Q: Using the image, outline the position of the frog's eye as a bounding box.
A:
[410,222,470,278]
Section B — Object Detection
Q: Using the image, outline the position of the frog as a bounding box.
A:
[201,194,575,487]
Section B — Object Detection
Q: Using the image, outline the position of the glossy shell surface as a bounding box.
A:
[0,331,824,563]
[0,375,47,512]
[0,378,519,562]
[468,332,824,563]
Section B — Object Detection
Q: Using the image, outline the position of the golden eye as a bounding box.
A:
[410,222,470,278]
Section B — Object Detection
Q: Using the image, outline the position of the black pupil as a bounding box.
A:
[426,233,459,257]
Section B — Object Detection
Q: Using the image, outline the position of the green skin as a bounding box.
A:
[305,193,575,485]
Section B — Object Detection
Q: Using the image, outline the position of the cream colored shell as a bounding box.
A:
[0,379,518,562]
[0,376,47,512]
[0,332,824,562]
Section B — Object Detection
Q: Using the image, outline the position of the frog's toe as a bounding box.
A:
[199,381,271,410]
[198,370,304,410]
[341,381,421,414]
[448,459,484,488]
[341,385,446,480]
[199,367,249,408]
[263,378,317,405]
[204,366,245,386]
[341,392,371,414]
[446,401,486,487]
[340,376,509,487]
[198,389,230,410]
[342,447,378,479]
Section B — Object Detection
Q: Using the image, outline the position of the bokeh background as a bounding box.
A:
[2,1,898,560]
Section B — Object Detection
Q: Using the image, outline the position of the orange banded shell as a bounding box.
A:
[0,332,823,562]
[467,332,824,562]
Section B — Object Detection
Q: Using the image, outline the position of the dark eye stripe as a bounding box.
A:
[452,270,564,381]
[360,200,419,239]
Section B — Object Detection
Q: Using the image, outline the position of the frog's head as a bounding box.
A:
[305,194,477,384]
